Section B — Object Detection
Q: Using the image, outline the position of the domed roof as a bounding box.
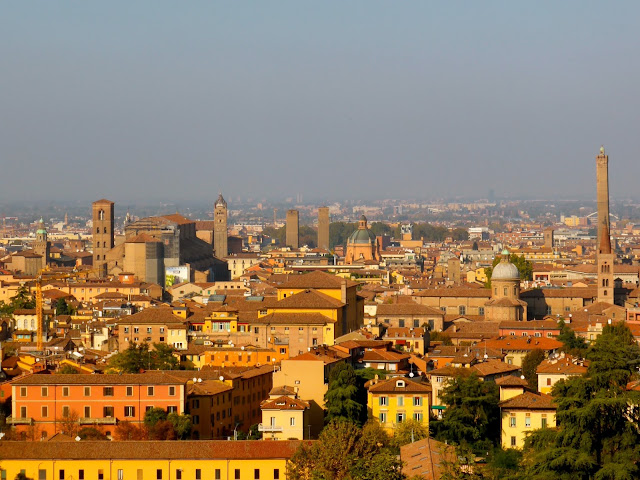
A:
[347,215,377,245]
[36,218,47,235]
[491,250,519,280]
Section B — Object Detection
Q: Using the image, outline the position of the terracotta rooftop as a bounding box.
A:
[115,307,185,325]
[477,336,563,352]
[499,392,556,410]
[367,377,432,394]
[495,376,529,387]
[278,270,358,290]
[271,289,345,309]
[257,312,332,325]
[12,372,187,386]
[260,395,309,410]
[377,302,444,317]
[0,440,304,460]
[536,355,588,375]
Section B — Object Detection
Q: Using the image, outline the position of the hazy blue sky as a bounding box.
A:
[2,2,639,204]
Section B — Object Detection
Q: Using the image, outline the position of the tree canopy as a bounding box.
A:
[430,373,500,452]
[108,342,178,373]
[521,349,546,391]
[287,420,403,480]
[521,323,640,479]
[324,363,362,425]
[0,285,35,315]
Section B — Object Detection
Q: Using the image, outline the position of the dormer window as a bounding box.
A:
[396,380,405,388]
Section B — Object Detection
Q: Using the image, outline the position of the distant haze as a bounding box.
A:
[1,1,639,203]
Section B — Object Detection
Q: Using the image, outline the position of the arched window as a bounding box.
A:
[503,287,508,296]
[104,227,108,234]
[98,209,105,220]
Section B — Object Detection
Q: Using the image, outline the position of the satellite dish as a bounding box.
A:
[241,346,245,351]
[197,378,202,383]
[219,376,224,382]
[75,436,81,442]
[409,372,415,378]
[193,377,197,383]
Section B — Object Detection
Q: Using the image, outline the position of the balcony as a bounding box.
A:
[7,417,34,425]
[79,417,118,425]
[258,423,283,433]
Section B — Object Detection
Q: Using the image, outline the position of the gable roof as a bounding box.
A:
[278,270,358,290]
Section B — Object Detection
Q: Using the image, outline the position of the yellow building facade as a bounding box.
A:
[366,377,431,434]
[499,392,556,449]
[0,441,301,480]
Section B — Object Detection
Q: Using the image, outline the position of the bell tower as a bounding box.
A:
[596,147,614,305]
[92,199,115,276]
[214,193,228,259]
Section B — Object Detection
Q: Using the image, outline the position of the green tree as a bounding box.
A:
[430,332,453,346]
[324,363,362,425]
[108,342,177,373]
[143,407,168,428]
[521,323,640,479]
[557,319,588,356]
[391,419,429,449]
[15,473,32,480]
[57,364,79,374]
[55,298,74,316]
[482,448,522,480]
[0,285,35,315]
[167,412,192,439]
[78,427,108,440]
[287,420,402,480]
[521,349,545,391]
[431,373,500,452]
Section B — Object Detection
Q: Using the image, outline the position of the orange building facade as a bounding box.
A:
[9,373,186,438]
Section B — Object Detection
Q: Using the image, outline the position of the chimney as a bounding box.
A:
[341,279,347,304]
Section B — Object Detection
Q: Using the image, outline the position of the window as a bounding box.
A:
[147,386,155,396]
[396,413,405,423]
[196,470,201,480]
[118,471,123,480]
[103,387,114,396]
[193,415,200,425]
[379,412,387,423]
[290,417,296,426]
[62,387,70,397]
[504,287,508,296]
[60,471,65,480]
[124,327,130,333]
[273,470,279,480]
[42,387,48,397]
[458,306,466,315]
[157,470,162,480]
[414,413,423,422]
[397,396,404,407]
[84,387,91,397]
[509,415,516,427]
[235,470,240,480]
[126,386,134,396]
[193,399,200,409]
[169,386,176,396]
[176,471,182,480]
[62,406,70,418]
[413,397,422,406]
[39,470,46,480]
[20,387,27,397]
[103,406,114,418]
[525,414,531,428]
[215,470,221,480]
[547,378,552,386]
[399,319,405,328]
[379,396,388,406]
[254,470,260,480]
[478,307,485,315]
[84,406,91,418]
[510,436,516,447]
[1,470,6,480]
[125,406,135,417]
[147,327,152,334]
[168,406,178,413]
[42,406,49,417]
[506,357,514,365]
[541,414,548,428]
[99,471,104,480]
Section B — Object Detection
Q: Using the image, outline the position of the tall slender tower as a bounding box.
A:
[596,146,614,305]
[214,193,228,259]
[92,199,115,276]
[596,146,610,249]
[286,209,299,249]
[317,207,330,251]
[33,218,50,264]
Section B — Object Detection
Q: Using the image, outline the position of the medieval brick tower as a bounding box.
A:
[33,218,50,264]
[286,209,299,249]
[317,207,330,251]
[596,146,614,305]
[92,199,115,276]
[214,193,228,259]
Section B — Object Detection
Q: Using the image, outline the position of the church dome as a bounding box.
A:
[347,215,377,245]
[491,250,520,280]
[36,218,47,235]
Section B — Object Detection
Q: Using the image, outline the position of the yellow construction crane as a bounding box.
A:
[35,267,101,351]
